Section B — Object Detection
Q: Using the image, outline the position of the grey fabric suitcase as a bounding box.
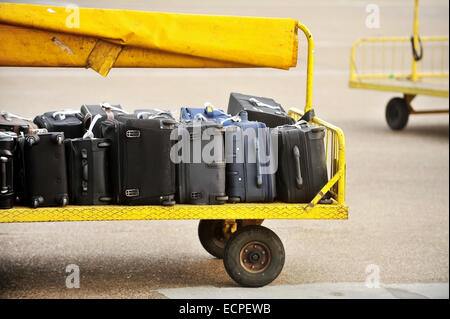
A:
[175,120,228,205]
[134,109,175,120]
[224,111,277,203]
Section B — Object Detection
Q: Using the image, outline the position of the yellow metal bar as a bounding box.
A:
[0,203,348,223]
[297,23,315,114]
[349,80,449,98]
[411,0,420,82]
[308,169,343,207]
[356,72,449,79]
[409,109,449,115]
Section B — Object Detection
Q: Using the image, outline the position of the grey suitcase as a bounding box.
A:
[225,111,277,203]
[134,109,175,120]
[175,120,228,205]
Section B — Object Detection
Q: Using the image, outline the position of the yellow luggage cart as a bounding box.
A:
[0,5,347,287]
[349,0,449,130]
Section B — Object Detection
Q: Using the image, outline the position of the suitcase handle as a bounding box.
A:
[293,145,303,189]
[248,98,281,111]
[255,137,263,188]
[1,156,9,194]
[81,149,88,192]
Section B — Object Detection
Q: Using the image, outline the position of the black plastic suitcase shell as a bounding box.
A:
[275,123,328,203]
[33,111,85,138]
[227,92,295,128]
[65,138,113,205]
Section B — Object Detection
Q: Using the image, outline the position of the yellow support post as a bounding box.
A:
[411,0,420,82]
[297,23,315,115]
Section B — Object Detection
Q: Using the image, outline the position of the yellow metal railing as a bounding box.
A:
[288,108,346,206]
[350,36,449,82]
[350,0,449,84]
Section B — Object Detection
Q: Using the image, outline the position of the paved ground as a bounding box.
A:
[159,283,449,299]
[0,0,448,298]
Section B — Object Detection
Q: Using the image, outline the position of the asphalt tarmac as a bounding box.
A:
[0,0,448,298]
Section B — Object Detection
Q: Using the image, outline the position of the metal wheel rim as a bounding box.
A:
[239,240,271,273]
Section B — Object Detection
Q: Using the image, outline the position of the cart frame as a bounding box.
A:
[0,22,347,224]
[349,0,449,129]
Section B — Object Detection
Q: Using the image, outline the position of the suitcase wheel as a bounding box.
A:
[31,196,44,208]
[97,141,111,148]
[26,135,39,146]
[60,196,69,207]
[54,134,64,145]
[228,197,241,203]
[223,225,285,287]
[215,195,229,204]
[161,199,176,206]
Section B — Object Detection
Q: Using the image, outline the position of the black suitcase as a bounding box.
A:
[275,121,328,203]
[134,109,175,120]
[65,138,113,205]
[17,132,69,208]
[176,120,228,205]
[33,110,85,138]
[0,131,17,209]
[101,116,176,205]
[224,112,277,203]
[227,93,295,128]
[81,103,129,138]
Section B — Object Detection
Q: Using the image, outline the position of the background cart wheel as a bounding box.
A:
[385,97,410,130]
[198,220,236,259]
[223,225,285,287]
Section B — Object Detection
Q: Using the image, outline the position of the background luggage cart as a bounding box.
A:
[349,0,449,130]
[0,8,347,286]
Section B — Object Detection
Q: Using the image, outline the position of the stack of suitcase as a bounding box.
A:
[0,93,330,209]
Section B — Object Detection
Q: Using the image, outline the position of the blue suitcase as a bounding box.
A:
[180,104,236,126]
[224,111,277,203]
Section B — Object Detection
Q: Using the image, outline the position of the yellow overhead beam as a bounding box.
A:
[0,3,299,76]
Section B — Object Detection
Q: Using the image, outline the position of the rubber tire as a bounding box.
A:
[198,220,234,259]
[223,225,285,287]
[385,97,410,130]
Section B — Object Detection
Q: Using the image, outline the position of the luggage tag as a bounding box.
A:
[83,114,102,139]
[248,98,282,111]
[100,102,129,120]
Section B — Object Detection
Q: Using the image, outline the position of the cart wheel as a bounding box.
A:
[223,225,285,287]
[385,97,410,130]
[198,220,236,259]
